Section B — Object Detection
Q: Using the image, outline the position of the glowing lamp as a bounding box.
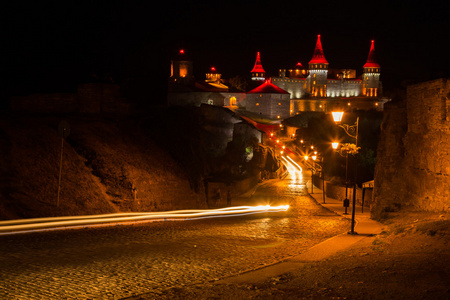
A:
[276,139,280,143]
[282,145,285,149]
[270,133,274,137]
[304,155,309,161]
[179,49,185,54]
[332,111,344,123]
[312,155,317,161]
[300,140,304,144]
[332,142,339,149]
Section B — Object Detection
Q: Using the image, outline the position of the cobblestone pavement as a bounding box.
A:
[0,173,349,299]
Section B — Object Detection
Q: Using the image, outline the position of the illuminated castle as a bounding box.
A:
[167,37,388,120]
[271,35,382,100]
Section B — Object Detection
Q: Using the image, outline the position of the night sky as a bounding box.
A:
[2,0,449,107]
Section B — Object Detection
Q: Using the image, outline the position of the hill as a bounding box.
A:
[0,113,206,220]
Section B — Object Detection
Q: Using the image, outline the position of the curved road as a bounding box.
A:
[0,161,348,299]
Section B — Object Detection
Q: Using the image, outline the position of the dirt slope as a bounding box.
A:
[0,114,206,220]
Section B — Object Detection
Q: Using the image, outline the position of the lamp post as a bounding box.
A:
[332,142,354,215]
[313,154,326,204]
[332,111,360,235]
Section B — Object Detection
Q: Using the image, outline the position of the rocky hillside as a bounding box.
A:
[0,113,206,220]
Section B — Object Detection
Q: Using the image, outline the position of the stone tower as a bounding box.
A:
[308,35,329,97]
[169,49,194,88]
[362,40,381,97]
[250,52,266,81]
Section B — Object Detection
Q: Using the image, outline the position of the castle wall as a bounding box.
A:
[327,80,362,97]
[167,91,245,107]
[245,93,290,119]
[373,78,450,218]
[272,78,306,99]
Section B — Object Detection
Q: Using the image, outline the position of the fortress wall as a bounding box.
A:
[373,78,450,219]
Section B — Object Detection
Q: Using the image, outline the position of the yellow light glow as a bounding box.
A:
[312,155,317,160]
[332,111,344,123]
[332,142,339,149]
[304,155,308,160]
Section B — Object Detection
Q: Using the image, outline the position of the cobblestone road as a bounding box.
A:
[0,172,349,299]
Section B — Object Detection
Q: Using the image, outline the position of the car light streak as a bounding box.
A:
[285,155,302,172]
[0,205,289,235]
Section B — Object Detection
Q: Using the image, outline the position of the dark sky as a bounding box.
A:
[1,0,449,106]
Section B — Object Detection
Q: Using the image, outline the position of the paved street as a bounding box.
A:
[0,170,349,299]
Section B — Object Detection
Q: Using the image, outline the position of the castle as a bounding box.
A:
[268,35,382,99]
[168,35,388,120]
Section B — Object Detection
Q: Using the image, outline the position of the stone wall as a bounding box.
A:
[373,78,450,219]
[313,176,373,209]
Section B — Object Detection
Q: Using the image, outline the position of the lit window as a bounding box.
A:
[278,103,281,105]
[256,103,259,106]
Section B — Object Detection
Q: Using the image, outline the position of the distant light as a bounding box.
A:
[332,142,339,149]
[179,49,185,54]
[304,155,308,160]
[312,155,317,160]
[211,66,216,72]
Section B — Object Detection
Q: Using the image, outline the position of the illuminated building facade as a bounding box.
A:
[272,36,383,106]
[244,80,291,120]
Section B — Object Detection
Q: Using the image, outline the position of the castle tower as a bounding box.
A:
[251,52,266,81]
[362,40,381,97]
[169,49,194,87]
[308,35,329,97]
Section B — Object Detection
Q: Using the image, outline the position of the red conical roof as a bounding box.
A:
[309,35,328,64]
[251,52,265,73]
[363,40,381,68]
[248,79,289,94]
[294,62,303,69]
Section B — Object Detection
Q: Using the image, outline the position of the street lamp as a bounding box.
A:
[332,111,360,235]
[332,111,344,123]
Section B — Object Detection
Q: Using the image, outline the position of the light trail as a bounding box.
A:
[0,205,289,235]
[285,155,302,172]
